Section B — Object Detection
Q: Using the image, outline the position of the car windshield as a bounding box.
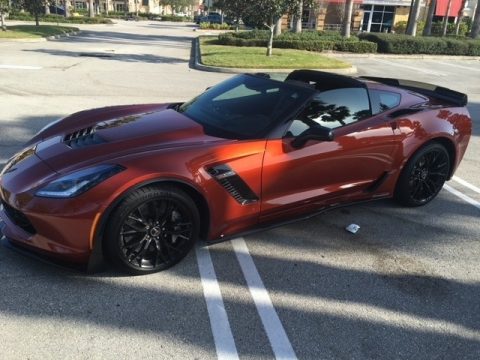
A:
[177,74,314,140]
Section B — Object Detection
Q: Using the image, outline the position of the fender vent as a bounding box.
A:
[207,165,259,205]
[64,127,106,149]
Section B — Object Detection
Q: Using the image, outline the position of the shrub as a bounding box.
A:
[8,12,113,24]
[358,32,480,55]
[216,33,377,53]
[159,14,192,22]
[199,22,232,30]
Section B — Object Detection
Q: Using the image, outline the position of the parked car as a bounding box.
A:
[0,70,471,274]
[197,13,222,24]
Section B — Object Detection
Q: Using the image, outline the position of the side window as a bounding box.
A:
[370,89,401,115]
[287,87,371,136]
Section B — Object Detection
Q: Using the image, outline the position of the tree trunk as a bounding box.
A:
[274,16,282,36]
[455,0,467,35]
[341,0,353,38]
[294,0,303,33]
[442,0,453,36]
[45,3,50,15]
[472,1,480,38]
[1,11,6,31]
[423,0,436,36]
[406,0,421,36]
[64,0,69,18]
[267,17,274,56]
[35,9,39,26]
[105,0,109,15]
[89,0,94,17]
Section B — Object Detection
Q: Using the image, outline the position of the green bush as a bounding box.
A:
[199,22,232,30]
[8,12,113,24]
[159,14,192,22]
[394,20,469,36]
[216,33,377,53]
[358,32,480,55]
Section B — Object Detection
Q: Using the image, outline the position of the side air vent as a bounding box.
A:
[63,126,106,149]
[207,165,259,205]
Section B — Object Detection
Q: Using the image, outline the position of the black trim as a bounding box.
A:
[360,76,468,107]
[206,196,390,245]
[364,172,390,193]
[1,200,36,234]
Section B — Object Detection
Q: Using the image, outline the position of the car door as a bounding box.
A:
[260,86,402,222]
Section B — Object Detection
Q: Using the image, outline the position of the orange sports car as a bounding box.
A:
[0,70,472,274]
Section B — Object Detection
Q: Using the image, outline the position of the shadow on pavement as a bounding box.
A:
[24,48,188,64]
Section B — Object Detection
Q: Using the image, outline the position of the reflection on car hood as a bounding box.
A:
[32,105,226,172]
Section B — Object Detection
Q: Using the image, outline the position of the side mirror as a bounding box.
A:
[291,125,334,149]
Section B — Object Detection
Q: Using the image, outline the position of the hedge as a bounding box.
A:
[8,13,113,24]
[358,33,480,56]
[216,33,377,53]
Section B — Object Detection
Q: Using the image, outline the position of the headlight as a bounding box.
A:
[35,164,125,198]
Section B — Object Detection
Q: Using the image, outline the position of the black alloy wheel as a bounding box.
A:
[105,186,200,275]
[395,143,450,207]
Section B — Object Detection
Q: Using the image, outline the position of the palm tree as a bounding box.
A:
[406,0,421,36]
[442,0,453,36]
[472,1,480,38]
[423,0,436,36]
[341,0,353,38]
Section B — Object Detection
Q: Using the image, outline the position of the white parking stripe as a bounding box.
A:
[443,184,480,210]
[373,58,447,76]
[452,176,480,195]
[232,237,297,360]
[196,245,239,360]
[433,61,480,72]
[0,65,42,70]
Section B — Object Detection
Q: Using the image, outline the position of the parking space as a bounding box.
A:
[0,21,479,359]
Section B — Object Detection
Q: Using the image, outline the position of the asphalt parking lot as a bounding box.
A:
[0,21,479,359]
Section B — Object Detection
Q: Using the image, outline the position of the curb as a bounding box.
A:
[46,30,81,41]
[192,38,358,75]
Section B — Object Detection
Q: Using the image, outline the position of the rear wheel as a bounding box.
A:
[394,143,450,207]
[104,186,200,275]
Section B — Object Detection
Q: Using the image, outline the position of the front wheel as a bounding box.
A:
[104,186,200,275]
[394,143,450,207]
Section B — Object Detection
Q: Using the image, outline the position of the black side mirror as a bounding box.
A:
[291,125,334,149]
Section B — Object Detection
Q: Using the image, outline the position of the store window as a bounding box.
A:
[361,5,395,33]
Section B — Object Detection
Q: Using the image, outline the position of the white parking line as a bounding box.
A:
[373,58,447,76]
[196,244,239,360]
[232,237,297,360]
[452,176,480,195]
[0,65,42,70]
[433,61,480,72]
[443,183,480,210]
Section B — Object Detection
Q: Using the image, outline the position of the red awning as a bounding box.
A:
[435,0,463,16]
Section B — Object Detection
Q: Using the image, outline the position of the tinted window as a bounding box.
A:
[178,75,314,139]
[370,89,401,114]
[288,87,371,136]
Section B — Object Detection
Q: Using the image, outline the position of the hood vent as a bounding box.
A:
[64,126,106,149]
[207,165,258,205]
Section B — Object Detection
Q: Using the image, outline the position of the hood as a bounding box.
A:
[31,105,226,172]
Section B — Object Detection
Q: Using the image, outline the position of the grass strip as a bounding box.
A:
[199,38,351,69]
[0,25,79,39]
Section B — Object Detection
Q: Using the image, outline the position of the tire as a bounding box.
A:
[394,143,450,207]
[104,186,200,275]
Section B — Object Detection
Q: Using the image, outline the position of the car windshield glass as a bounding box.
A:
[177,74,314,139]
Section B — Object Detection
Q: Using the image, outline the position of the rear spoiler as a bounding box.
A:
[360,76,468,107]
